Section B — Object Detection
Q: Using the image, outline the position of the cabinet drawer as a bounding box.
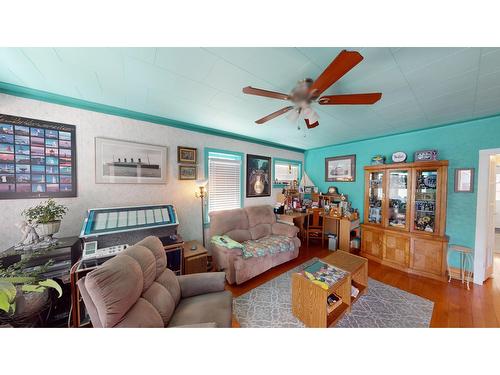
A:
[410,238,444,276]
[383,233,409,267]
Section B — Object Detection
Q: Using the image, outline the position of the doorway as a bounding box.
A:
[474,149,500,284]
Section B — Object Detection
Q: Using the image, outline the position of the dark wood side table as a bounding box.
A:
[182,240,208,274]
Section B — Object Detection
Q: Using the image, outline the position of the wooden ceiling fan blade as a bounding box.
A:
[318,93,382,105]
[304,118,319,129]
[243,86,291,100]
[255,106,294,124]
[309,50,364,99]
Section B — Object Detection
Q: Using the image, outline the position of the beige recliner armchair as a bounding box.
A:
[77,236,232,328]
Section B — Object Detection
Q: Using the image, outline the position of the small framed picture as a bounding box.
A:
[179,165,197,180]
[177,146,197,164]
[325,154,356,182]
[454,168,474,192]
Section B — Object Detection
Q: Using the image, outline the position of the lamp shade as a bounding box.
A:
[195,179,208,188]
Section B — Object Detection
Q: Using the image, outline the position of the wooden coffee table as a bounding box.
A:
[292,262,352,328]
[322,250,368,304]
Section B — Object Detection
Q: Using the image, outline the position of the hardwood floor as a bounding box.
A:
[226,245,500,327]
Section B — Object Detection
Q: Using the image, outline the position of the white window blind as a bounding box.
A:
[274,161,300,184]
[208,154,242,213]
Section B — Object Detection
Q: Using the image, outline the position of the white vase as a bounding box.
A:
[36,221,61,242]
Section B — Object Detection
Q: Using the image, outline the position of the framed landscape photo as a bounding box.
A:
[325,154,356,182]
[454,168,474,192]
[95,138,167,184]
[179,165,197,180]
[177,146,197,164]
[246,154,271,198]
[0,113,77,199]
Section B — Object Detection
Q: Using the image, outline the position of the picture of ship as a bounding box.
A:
[96,138,166,184]
[103,155,161,178]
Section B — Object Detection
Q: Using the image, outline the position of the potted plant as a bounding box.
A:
[0,257,62,327]
[22,199,68,242]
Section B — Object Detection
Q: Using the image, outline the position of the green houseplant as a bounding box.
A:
[0,258,62,327]
[22,198,68,242]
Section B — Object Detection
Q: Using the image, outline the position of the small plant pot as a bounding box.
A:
[0,288,51,327]
[36,221,61,242]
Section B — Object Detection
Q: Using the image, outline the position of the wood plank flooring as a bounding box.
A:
[226,245,500,327]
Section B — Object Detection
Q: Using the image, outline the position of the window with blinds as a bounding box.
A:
[207,151,242,214]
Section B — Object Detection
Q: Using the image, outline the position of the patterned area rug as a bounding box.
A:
[233,258,434,328]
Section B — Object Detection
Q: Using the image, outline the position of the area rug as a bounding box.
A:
[233,258,434,328]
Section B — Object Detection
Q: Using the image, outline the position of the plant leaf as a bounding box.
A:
[0,280,17,302]
[0,291,12,313]
[21,284,45,293]
[39,279,63,298]
[0,276,36,284]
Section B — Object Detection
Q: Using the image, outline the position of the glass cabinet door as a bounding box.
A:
[387,170,409,229]
[414,169,438,233]
[367,171,384,224]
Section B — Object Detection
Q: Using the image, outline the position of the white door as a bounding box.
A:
[485,156,497,279]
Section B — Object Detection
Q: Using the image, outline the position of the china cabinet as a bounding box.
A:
[361,160,448,280]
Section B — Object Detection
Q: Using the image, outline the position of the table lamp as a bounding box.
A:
[195,179,208,246]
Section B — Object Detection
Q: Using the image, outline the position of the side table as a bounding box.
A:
[182,240,208,274]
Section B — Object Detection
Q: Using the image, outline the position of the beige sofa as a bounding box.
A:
[77,236,232,328]
[209,205,300,285]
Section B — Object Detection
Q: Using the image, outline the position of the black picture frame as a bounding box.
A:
[0,113,77,199]
[246,154,271,198]
[325,154,356,182]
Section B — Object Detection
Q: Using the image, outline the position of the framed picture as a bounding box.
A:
[179,165,197,180]
[325,154,356,182]
[414,149,438,162]
[95,138,167,184]
[246,154,271,198]
[177,146,197,164]
[0,113,77,199]
[454,168,474,192]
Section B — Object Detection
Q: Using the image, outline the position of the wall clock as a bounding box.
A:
[391,151,407,163]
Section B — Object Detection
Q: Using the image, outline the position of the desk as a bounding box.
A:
[276,212,358,251]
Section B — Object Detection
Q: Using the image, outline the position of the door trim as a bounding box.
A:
[474,148,500,285]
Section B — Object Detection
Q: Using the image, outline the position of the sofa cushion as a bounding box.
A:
[141,281,176,325]
[249,223,272,240]
[225,229,251,243]
[242,235,296,258]
[168,291,232,328]
[84,254,144,328]
[156,268,181,305]
[245,205,276,227]
[134,236,167,277]
[209,208,249,237]
[114,298,164,328]
[122,245,157,292]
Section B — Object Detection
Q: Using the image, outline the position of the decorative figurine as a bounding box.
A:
[15,220,40,249]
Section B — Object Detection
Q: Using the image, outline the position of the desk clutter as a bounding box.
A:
[275,184,360,252]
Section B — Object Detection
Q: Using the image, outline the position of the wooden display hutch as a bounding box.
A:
[361,160,449,281]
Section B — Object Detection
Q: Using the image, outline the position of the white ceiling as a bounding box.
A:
[0,47,499,150]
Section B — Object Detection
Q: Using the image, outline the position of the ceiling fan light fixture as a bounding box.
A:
[286,108,300,122]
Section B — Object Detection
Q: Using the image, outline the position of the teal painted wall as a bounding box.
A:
[305,115,500,261]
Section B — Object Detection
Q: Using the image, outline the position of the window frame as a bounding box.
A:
[272,157,303,188]
[204,147,244,225]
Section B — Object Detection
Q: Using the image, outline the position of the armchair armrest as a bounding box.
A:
[177,272,226,298]
[272,222,299,237]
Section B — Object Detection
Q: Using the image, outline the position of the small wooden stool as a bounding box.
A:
[447,244,473,290]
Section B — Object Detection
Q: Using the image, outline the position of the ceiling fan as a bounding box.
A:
[242,50,382,129]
